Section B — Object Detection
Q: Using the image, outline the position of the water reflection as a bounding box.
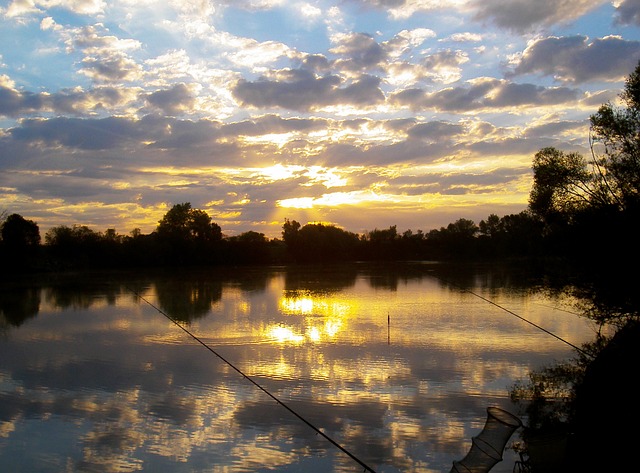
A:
[0,285,40,328]
[0,264,598,472]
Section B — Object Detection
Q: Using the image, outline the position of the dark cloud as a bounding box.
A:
[407,121,465,141]
[9,116,150,150]
[145,84,196,115]
[145,118,222,149]
[233,69,340,110]
[509,35,640,83]
[320,137,458,167]
[0,84,138,117]
[232,69,384,111]
[467,135,580,157]
[615,0,640,26]
[221,114,327,136]
[346,0,406,7]
[330,32,387,71]
[80,55,141,83]
[383,118,418,132]
[54,86,135,114]
[524,119,587,138]
[471,0,603,32]
[0,85,48,117]
[392,80,495,111]
[390,79,579,112]
[486,82,579,107]
[347,0,604,32]
[296,53,331,73]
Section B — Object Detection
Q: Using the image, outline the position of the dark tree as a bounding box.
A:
[282,219,301,245]
[364,225,399,260]
[155,203,222,265]
[157,203,221,242]
[225,231,271,264]
[529,147,600,223]
[590,61,640,211]
[1,213,40,248]
[282,221,359,263]
[530,61,640,221]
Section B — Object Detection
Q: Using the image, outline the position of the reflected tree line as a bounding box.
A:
[0,263,438,329]
[3,65,640,473]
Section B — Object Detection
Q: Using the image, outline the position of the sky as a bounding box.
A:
[1,0,640,239]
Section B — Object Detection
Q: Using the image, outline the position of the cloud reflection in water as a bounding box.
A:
[0,265,598,472]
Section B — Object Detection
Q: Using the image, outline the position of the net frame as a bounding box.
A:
[450,407,522,473]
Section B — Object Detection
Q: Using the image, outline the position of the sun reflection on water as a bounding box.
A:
[0,266,603,473]
[273,293,355,344]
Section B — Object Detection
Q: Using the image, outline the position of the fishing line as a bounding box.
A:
[428,275,593,359]
[127,286,377,473]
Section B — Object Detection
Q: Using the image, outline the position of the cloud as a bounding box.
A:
[330,32,387,71]
[0,83,48,117]
[79,55,143,83]
[221,114,327,136]
[344,0,606,31]
[615,0,640,26]
[407,120,466,141]
[524,119,587,139]
[144,83,196,115]
[508,35,640,83]
[0,80,140,117]
[9,116,149,150]
[232,69,384,111]
[390,78,580,112]
[470,0,605,32]
[2,0,106,18]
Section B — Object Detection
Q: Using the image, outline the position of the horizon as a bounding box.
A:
[1,1,640,239]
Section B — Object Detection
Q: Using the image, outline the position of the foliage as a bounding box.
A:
[529,147,594,221]
[530,60,640,222]
[590,63,640,211]
[1,213,40,247]
[281,220,360,263]
[156,202,222,243]
[510,321,640,471]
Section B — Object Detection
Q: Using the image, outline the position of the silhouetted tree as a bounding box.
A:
[45,225,101,247]
[527,62,640,266]
[283,221,359,263]
[0,213,41,271]
[44,225,103,268]
[282,219,300,243]
[530,62,640,222]
[157,203,222,242]
[225,230,271,264]
[529,147,595,223]
[478,213,501,239]
[155,203,222,265]
[1,213,40,248]
[530,62,640,218]
[364,225,399,260]
[590,61,640,211]
[477,211,544,258]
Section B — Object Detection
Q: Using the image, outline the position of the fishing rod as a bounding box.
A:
[127,286,378,473]
[428,274,594,359]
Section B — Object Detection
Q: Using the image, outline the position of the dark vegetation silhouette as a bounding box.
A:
[3,61,640,473]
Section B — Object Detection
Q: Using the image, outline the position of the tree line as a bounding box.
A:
[0,203,545,271]
[3,62,640,273]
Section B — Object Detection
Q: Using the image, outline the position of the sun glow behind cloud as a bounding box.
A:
[278,189,392,209]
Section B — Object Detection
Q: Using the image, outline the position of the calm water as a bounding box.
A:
[0,263,599,473]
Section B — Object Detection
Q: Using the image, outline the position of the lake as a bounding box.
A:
[0,262,600,472]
